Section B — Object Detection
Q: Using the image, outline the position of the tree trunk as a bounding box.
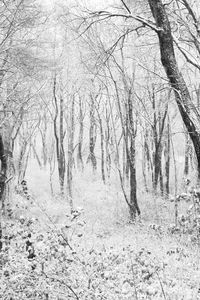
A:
[87,95,97,171]
[152,93,166,193]
[128,91,140,219]
[31,142,42,169]
[142,132,149,193]
[77,96,84,171]
[105,128,111,179]
[99,116,106,183]
[48,140,55,197]
[148,0,200,179]
[67,95,75,211]
[41,114,48,168]
[184,131,190,176]
[0,134,7,252]
[124,102,130,181]
[164,116,170,196]
[18,138,28,184]
[59,93,65,195]
[159,166,164,196]
[144,129,153,186]
[53,76,65,196]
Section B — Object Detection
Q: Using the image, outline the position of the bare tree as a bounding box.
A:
[81,0,200,181]
[164,115,171,196]
[53,75,66,196]
[87,92,97,171]
[0,133,7,251]
[67,94,75,211]
[147,0,200,179]
[94,90,106,183]
[77,95,84,171]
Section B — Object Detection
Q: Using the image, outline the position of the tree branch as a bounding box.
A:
[81,11,163,34]
[120,0,131,14]
[173,35,200,71]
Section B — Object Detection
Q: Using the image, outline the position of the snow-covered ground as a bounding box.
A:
[1,166,200,299]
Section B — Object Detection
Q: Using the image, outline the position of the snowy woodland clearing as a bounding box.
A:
[1,0,200,299]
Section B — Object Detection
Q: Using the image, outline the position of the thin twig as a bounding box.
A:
[120,0,131,14]
[155,269,167,300]
[42,271,80,300]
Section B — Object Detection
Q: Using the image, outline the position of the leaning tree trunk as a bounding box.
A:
[148,0,200,179]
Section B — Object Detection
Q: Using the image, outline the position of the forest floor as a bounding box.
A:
[1,169,200,299]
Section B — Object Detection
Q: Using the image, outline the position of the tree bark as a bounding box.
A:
[127,90,140,219]
[184,131,190,176]
[53,76,65,196]
[0,133,7,251]
[164,116,170,196]
[148,0,200,179]
[142,132,149,193]
[151,87,168,193]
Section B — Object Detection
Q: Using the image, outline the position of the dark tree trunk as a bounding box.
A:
[0,135,7,200]
[53,76,65,196]
[142,133,149,193]
[123,137,130,183]
[159,166,164,196]
[164,117,170,196]
[152,89,159,191]
[0,133,7,252]
[148,0,200,179]
[151,90,167,194]
[184,132,190,176]
[105,107,111,178]
[144,130,153,184]
[129,136,140,219]
[128,91,140,219]
[124,102,130,181]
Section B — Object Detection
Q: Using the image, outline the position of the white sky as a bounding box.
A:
[41,0,116,10]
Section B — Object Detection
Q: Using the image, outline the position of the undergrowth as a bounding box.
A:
[1,177,200,299]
